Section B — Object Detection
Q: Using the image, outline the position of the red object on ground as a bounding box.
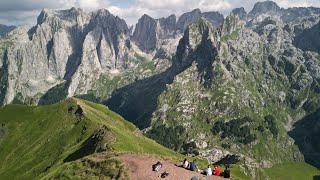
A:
[214,167,221,176]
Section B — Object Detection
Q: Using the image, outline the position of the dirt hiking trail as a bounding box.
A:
[120,154,227,180]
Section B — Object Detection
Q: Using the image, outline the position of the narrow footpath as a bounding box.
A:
[120,154,226,180]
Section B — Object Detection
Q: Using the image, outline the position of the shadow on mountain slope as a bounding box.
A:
[104,28,217,129]
[289,108,320,168]
[294,21,320,54]
[104,67,178,129]
[38,81,70,105]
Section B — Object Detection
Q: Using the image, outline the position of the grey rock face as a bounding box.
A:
[177,9,224,31]
[232,7,247,20]
[158,14,177,35]
[248,1,320,23]
[0,7,134,104]
[202,11,224,27]
[177,9,202,31]
[249,0,281,18]
[0,24,15,37]
[282,7,320,23]
[132,14,177,52]
[132,14,159,52]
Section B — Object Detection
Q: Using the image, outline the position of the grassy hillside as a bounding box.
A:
[0,98,184,179]
[264,162,320,180]
[0,98,318,179]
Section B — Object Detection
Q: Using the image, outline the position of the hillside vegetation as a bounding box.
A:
[0,98,182,179]
[0,98,318,179]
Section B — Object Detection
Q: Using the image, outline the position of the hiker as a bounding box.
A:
[222,165,231,178]
[213,166,221,176]
[152,161,163,172]
[189,160,198,172]
[204,165,212,176]
[182,158,189,169]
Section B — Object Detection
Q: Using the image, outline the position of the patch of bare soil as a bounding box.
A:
[120,154,226,180]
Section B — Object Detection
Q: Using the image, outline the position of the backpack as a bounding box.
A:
[161,172,169,178]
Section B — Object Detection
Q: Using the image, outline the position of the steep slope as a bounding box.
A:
[132,14,176,52]
[106,6,320,179]
[0,8,161,106]
[1,1,320,179]
[0,98,182,179]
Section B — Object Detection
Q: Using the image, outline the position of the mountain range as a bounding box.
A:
[1,0,320,178]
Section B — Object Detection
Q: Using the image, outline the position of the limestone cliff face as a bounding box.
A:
[104,2,320,172]
[232,7,247,20]
[0,24,15,37]
[132,14,177,52]
[0,8,134,104]
[68,9,131,96]
[176,8,224,31]
[132,14,160,52]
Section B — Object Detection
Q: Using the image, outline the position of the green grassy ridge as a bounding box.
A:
[1,98,315,179]
[0,98,208,179]
[264,162,320,180]
[0,100,98,179]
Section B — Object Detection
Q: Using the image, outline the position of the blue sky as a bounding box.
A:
[0,0,320,26]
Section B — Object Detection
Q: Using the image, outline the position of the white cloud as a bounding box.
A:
[76,0,109,10]
[0,0,320,26]
[109,0,320,25]
[274,0,320,8]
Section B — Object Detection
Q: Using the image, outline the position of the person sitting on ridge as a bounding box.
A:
[222,165,231,178]
[189,160,198,172]
[182,158,189,169]
[152,161,163,172]
[213,166,221,176]
[204,165,212,176]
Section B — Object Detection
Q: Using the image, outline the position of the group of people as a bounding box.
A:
[181,159,231,178]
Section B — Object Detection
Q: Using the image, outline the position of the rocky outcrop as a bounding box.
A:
[0,24,15,37]
[248,0,320,23]
[232,7,247,20]
[132,14,177,52]
[176,9,224,31]
[248,0,281,18]
[202,11,225,27]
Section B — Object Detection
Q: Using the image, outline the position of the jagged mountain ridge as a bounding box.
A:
[0,24,15,37]
[1,1,320,177]
[106,1,320,174]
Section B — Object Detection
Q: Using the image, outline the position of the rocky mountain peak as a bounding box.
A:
[0,24,16,37]
[232,7,247,20]
[249,0,281,18]
[177,9,224,31]
[177,8,203,31]
[174,18,217,67]
[132,14,158,52]
[221,14,242,36]
[132,14,178,52]
[158,14,177,32]
[37,7,87,25]
[91,9,129,34]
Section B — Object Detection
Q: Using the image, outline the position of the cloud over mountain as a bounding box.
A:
[0,0,320,25]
